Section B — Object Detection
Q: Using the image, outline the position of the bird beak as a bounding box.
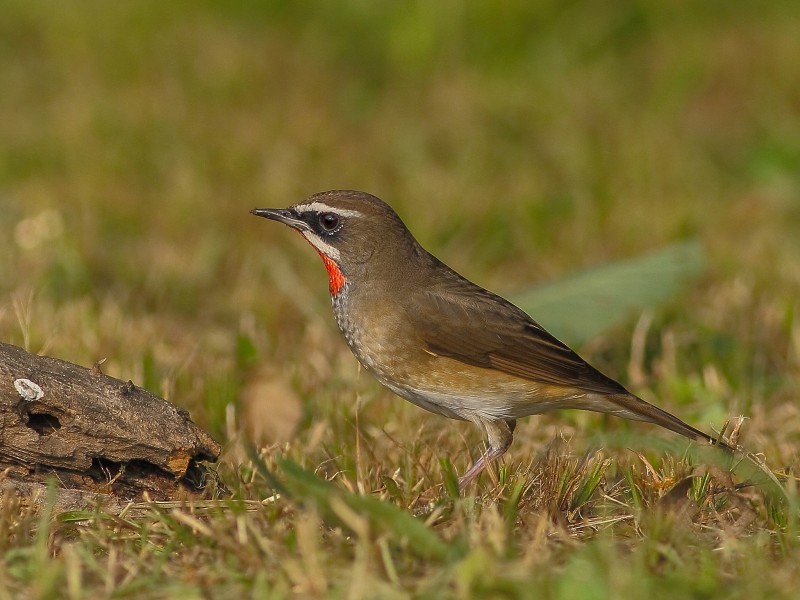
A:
[250,208,308,231]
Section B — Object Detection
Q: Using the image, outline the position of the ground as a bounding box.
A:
[1,1,799,598]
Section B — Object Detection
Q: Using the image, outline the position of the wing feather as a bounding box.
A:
[409,273,628,396]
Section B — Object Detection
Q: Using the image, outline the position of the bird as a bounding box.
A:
[251,190,734,491]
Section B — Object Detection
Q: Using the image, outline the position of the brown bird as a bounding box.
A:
[252,190,733,490]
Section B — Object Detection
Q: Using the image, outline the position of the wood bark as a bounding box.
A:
[0,342,221,506]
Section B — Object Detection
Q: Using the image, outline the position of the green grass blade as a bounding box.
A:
[439,457,460,499]
[276,458,453,562]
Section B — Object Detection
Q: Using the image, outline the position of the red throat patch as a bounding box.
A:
[295,231,346,296]
[319,252,346,296]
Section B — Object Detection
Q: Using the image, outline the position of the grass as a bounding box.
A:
[1,0,800,597]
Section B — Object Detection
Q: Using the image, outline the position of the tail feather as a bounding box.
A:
[609,393,737,453]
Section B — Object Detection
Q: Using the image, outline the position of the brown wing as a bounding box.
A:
[408,272,628,396]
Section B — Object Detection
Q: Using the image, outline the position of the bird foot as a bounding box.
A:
[457,445,508,492]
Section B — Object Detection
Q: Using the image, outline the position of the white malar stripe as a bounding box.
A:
[301,230,341,261]
[293,202,363,218]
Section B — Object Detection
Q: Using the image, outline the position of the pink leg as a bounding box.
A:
[457,445,510,491]
[457,419,516,491]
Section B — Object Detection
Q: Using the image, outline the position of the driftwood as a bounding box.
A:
[0,342,221,508]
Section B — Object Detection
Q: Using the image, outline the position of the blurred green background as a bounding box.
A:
[1,0,798,451]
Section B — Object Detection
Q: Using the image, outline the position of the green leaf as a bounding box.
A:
[510,240,706,346]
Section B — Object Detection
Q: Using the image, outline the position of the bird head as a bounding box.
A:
[252,190,419,296]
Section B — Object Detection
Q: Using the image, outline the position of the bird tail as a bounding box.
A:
[608,393,737,453]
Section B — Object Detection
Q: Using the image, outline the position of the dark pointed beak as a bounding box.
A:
[250,207,307,230]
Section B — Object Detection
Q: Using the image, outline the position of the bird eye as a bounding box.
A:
[319,213,340,231]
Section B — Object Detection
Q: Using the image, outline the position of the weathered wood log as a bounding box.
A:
[0,342,221,503]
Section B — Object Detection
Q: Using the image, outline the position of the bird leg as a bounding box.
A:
[457,445,509,491]
[458,419,516,491]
